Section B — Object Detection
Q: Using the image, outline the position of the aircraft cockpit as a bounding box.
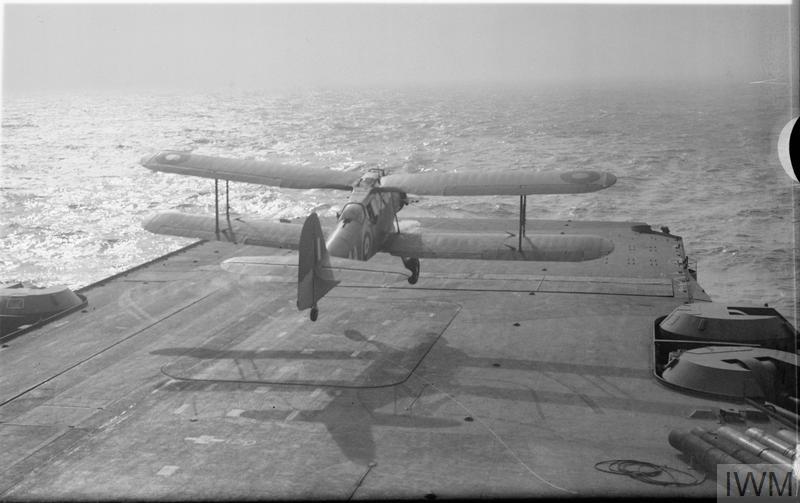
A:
[338,202,366,225]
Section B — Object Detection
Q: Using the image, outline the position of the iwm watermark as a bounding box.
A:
[717,464,798,502]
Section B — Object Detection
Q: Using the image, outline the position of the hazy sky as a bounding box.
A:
[2,3,791,93]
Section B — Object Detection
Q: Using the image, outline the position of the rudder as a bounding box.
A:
[297,213,339,320]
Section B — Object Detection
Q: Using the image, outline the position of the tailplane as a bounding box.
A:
[297,213,339,321]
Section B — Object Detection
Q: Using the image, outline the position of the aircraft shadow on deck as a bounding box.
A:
[151,328,695,465]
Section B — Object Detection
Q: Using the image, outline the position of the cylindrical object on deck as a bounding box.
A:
[669,429,743,474]
[776,429,799,445]
[765,401,800,423]
[745,428,796,459]
[691,427,763,465]
[717,426,793,467]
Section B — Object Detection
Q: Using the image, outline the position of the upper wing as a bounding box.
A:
[143,211,314,249]
[380,169,616,196]
[140,151,359,190]
[382,232,614,262]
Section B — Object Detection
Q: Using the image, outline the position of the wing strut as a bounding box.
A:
[213,178,235,243]
[215,179,219,239]
[518,195,527,252]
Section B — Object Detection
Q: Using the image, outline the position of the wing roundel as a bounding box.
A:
[140,151,360,191]
[380,169,617,196]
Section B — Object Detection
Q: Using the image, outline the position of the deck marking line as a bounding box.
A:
[174,404,189,415]
[348,461,377,499]
[185,435,225,445]
[0,292,216,409]
[119,288,156,322]
[273,365,293,379]
[381,320,392,326]
[285,410,300,422]
[157,465,179,477]
[226,409,244,418]
[276,331,288,339]
[350,350,361,358]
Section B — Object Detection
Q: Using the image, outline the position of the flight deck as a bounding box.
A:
[1,218,795,499]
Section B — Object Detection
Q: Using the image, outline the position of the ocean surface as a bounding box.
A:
[1,83,795,322]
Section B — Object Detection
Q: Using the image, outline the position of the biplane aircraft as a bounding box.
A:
[140,151,617,321]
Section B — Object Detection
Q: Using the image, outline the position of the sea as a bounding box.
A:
[1,83,795,323]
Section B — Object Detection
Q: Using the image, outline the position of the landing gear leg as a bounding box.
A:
[310,306,319,322]
[402,257,420,284]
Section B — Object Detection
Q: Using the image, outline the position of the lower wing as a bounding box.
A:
[142,211,322,249]
[143,211,613,262]
[382,232,614,262]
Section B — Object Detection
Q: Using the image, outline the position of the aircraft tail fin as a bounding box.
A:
[297,212,339,321]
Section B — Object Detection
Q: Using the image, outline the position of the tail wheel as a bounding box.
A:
[310,306,319,321]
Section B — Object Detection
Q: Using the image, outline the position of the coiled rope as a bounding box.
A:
[594,459,706,487]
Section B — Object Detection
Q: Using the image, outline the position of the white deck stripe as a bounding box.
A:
[157,465,179,477]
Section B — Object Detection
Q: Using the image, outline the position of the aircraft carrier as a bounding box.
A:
[1,216,797,499]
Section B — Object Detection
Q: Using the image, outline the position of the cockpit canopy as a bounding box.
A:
[339,203,366,224]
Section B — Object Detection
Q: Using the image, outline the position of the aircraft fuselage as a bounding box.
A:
[325,169,405,261]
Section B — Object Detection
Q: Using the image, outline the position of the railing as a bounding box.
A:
[685,256,698,281]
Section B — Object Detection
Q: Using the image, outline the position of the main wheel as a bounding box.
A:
[310,307,319,321]
[406,258,420,284]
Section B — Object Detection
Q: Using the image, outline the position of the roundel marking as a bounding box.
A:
[560,170,601,184]
[158,152,187,164]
